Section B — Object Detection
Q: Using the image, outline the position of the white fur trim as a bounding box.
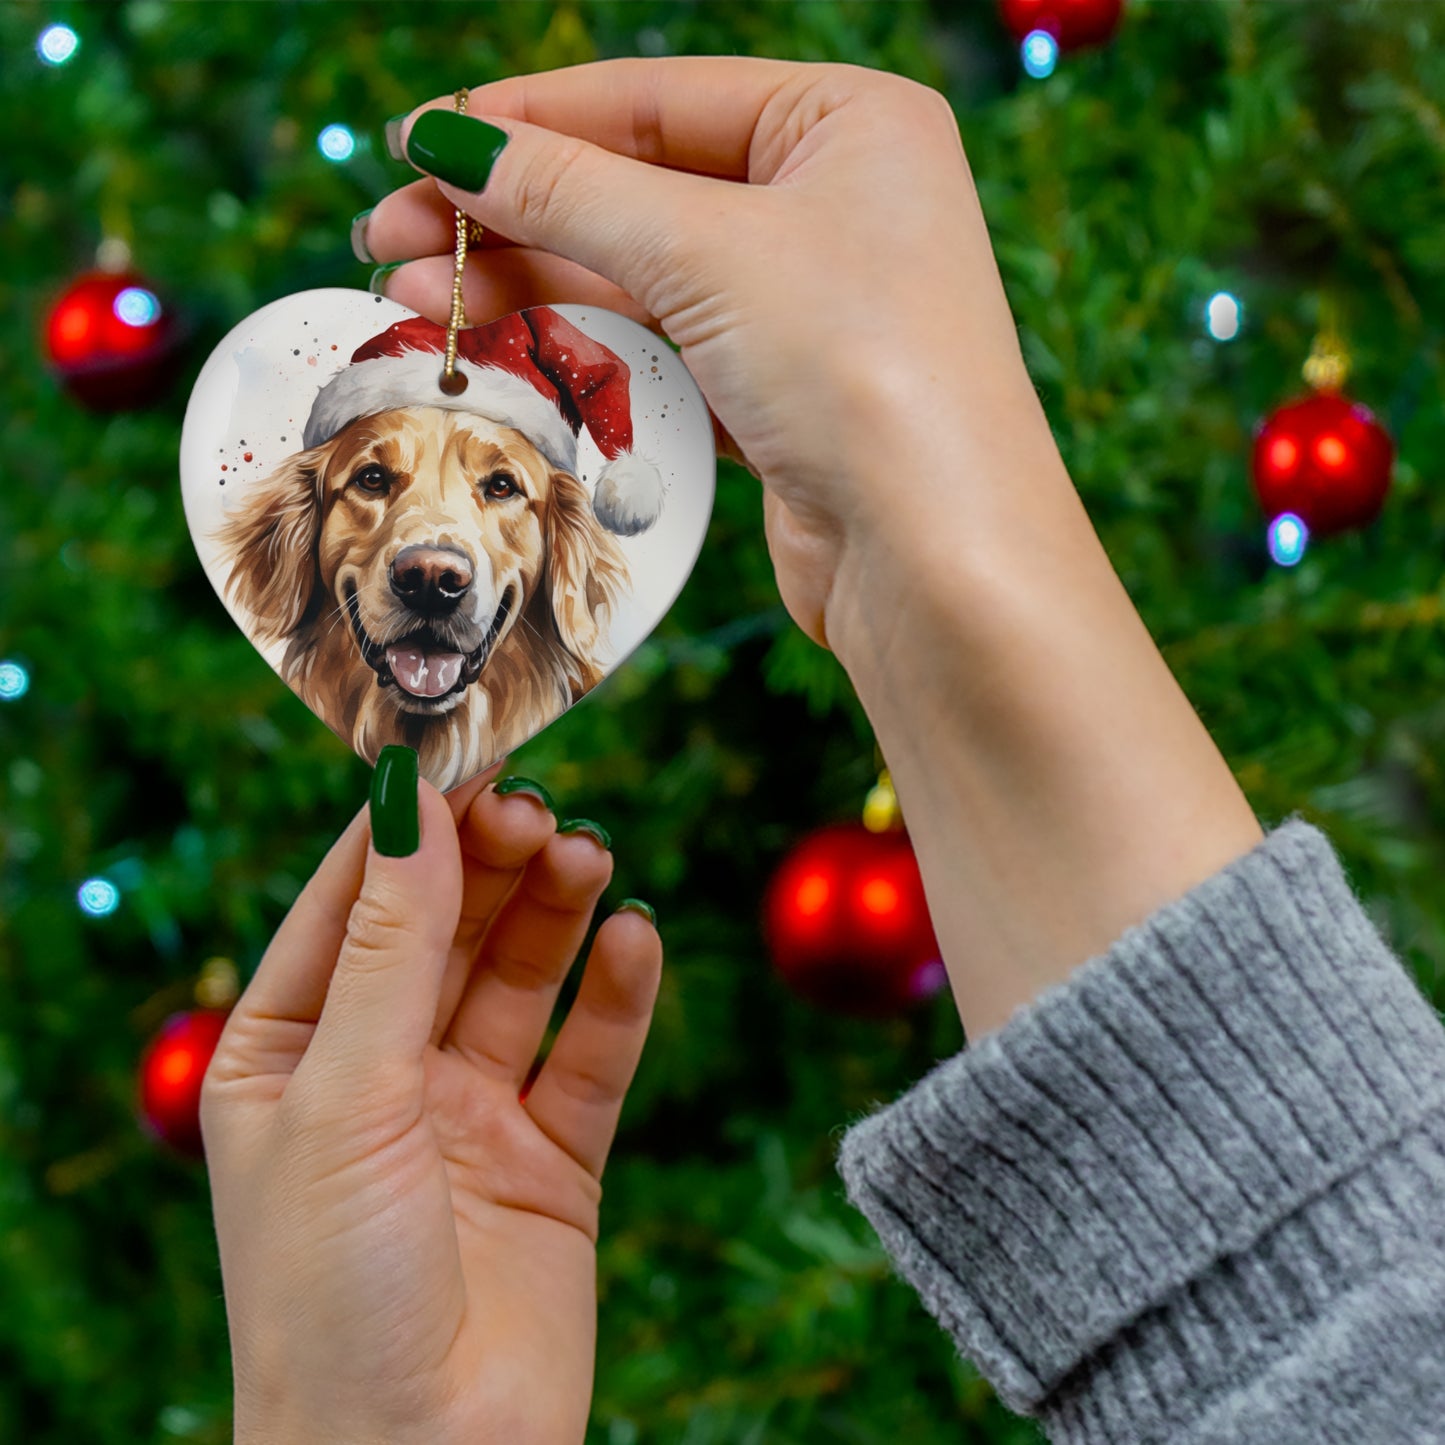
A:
[304,352,578,471]
[593,453,663,535]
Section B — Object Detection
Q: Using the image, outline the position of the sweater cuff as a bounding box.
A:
[836,819,1445,1420]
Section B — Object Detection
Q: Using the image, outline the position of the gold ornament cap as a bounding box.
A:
[863,768,902,833]
[194,956,240,1010]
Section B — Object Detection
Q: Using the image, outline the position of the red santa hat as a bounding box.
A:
[303,306,663,535]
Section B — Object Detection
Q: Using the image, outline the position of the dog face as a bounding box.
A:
[217,406,628,746]
[321,408,552,718]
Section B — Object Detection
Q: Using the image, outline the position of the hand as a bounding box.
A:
[361,57,1049,651]
[201,767,661,1445]
[363,59,1262,1040]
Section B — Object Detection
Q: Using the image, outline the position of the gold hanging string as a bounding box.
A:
[440,88,478,396]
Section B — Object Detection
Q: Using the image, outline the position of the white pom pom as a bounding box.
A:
[593,453,663,535]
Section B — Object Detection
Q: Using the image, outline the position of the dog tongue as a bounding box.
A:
[386,647,465,698]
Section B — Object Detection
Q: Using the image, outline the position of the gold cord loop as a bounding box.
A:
[440,88,477,396]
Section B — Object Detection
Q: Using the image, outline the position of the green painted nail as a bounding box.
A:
[384,113,409,162]
[369,261,404,296]
[350,208,375,264]
[405,110,509,192]
[494,776,555,812]
[558,818,612,850]
[617,898,656,926]
[370,746,419,857]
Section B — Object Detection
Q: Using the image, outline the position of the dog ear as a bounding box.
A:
[214,444,331,644]
[544,468,630,678]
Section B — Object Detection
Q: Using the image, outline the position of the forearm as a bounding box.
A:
[825,390,1261,1040]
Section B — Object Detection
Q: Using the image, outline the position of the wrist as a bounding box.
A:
[822,380,1077,681]
[822,414,1261,1039]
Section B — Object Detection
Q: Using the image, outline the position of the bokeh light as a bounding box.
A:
[317,124,356,162]
[1267,512,1309,567]
[1022,30,1059,79]
[793,872,831,918]
[37,24,79,66]
[1205,291,1242,341]
[0,660,29,701]
[113,287,161,328]
[77,878,121,918]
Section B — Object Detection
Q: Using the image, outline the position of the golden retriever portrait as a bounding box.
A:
[216,406,631,790]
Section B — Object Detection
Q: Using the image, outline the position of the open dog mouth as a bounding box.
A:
[345,584,514,704]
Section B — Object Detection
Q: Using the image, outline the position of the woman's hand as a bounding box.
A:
[201,763,661,1445]
[362,59,1261,1042]
[361,57,1049,652]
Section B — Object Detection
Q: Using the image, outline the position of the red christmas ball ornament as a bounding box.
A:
[998,0,1124,50]
[1251,392,1394,537]
[764,822,945,1017]
[44,269,181,410]
[137,1009,230,1157]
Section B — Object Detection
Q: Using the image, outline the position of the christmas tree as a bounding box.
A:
[4,3,1444,1441]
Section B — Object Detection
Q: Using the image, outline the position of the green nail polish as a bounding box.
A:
[369,261,404,297]
[350,208,375,265]
[370,746,419,857]
[384,113,409,162]
[617,898,657,926]
[494,776,555,812]
[559,818,612,850]
[405,110,509,192]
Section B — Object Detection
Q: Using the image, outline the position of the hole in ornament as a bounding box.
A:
[438,368,469,397]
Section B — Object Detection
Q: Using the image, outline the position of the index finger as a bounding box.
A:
[421,55,810,182]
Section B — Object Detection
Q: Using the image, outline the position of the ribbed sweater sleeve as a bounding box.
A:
[836,819,1445,1443]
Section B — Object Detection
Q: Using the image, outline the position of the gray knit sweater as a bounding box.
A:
[836,820,1445,1443]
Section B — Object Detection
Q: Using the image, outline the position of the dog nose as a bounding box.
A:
[389,545,474,614]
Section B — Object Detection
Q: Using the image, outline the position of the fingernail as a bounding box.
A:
[350,208,375,264]
[369,261,404,297]
[617,898,656,926]
[558,818,611,850]
[405,110,510,192]
[494,775,555,812]
[370,746,419,857]
[384,113,409,162]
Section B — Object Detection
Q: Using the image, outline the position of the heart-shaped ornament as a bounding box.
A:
[181,289,715,791]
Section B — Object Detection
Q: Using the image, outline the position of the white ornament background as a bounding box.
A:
[180,287,715,684]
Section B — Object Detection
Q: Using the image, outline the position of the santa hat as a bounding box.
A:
[303,307,663,535]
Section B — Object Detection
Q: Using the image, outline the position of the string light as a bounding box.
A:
[1267,512,1309,567]
[317,124,356,162]
[37,24,79,66]
[77,877,121,918]
[113,286,162,328]
[1205,291,1243,342]
[0,660,29,701]
[1022,30,1060,79]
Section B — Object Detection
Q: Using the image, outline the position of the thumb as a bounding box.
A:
[397,106,737,319]
[303,747,462,1087]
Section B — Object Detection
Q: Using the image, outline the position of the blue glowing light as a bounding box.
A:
[37,24,79,66]
[1267,512,1309,567]
[0,660,29,701]
[318,124,356,162]
[1205,291,1243,342]
[1022,30,1059,79]
[114,286,161,328]
[77,878,121,918]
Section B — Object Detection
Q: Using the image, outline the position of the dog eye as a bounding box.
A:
[351,464,391,495]
[481,472,520,501]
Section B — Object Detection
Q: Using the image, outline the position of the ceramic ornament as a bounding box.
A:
[181,289,714,790]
